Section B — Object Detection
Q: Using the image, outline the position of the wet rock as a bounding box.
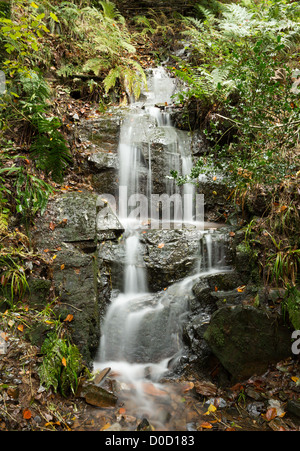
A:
[143,229,202,292]
[204,305,293,381]
[287,400,300,419]
[96,197,124,240]
[33,191,100,365]
[33,191,98,249]
[137,418,153,431]
[77,381,117,408]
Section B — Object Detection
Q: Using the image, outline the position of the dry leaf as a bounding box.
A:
[60,264,65,270]
[62,357,67,367]
[199,422,213,429]
[49,222,56,231]
[17,324,24,332]
[23,408,32,420]
[204,404,217,415]
[265,407,277,421]
[64,314,74,322]
[158,243,165,249]
[237,285,246,292]
[182,381,194,393]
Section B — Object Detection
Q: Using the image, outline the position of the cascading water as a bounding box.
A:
[94,67,231,427]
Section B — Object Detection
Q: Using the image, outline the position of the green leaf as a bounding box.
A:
[50,12,59,23]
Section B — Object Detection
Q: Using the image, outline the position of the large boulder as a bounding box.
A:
[204,305,293,381]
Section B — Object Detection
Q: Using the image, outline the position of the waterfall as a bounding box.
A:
[94,66,232,426]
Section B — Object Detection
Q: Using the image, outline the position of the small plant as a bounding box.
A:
[0,254,29,308]
[38,330,83,397]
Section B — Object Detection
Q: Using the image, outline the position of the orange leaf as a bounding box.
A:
[200,422,213,429]
[237,285,246,293]
[23,408,32,420]
[182,381,194,393]
[17,324,24,332]
[280,205,288,212]
[60,264,65,270]
[49,222,56,231]
[64,314,73,322]
[158,243,165,249]
[62,357,67,367]
[118,407,126,415]
[214,286,218,292]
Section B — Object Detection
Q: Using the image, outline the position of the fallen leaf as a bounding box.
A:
[204,404,217,415]
[182,381,194,393]
[199,422,213,429]
[23,408,32,420]
[118,407,126,415]
[100,423,111,431]
[237,285,246,292]
[60,264,65,270]
[265,407,277,421]
[62,357,67,367]
[49,222,56,231]
[158,243,165,249]
[280,205,288,212]
[194,380,217,397]
[64,314,74,322]
[17,324,24,332]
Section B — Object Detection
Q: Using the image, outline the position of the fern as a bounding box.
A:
[30,124,71,183]
[38,332,83,397]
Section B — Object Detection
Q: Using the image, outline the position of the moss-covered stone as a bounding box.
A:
[204,305,292,381]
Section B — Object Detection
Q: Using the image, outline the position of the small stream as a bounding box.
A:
[93,67,231,428]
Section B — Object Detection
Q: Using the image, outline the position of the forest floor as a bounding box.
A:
[0,323,300,431]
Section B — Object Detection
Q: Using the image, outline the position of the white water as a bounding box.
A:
[94,67,231,426]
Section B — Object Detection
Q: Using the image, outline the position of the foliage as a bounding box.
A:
[172,0,300,190]
[38,330,83,397]
[0,145,54,229]
[282,285,300,330]
[0,254,29,307]
[41,0,147,99]
[172,0,300,291]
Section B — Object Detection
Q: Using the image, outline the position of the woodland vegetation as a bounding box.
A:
[0,0,299,430]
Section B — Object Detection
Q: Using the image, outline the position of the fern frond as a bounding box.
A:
[103,66,122,93]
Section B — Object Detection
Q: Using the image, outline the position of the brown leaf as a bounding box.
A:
[194,380,217,397]
[49,222,56,231]
[265,407,277,421]
[182,381,194,393]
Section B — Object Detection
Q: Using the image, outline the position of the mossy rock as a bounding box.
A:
[204,305,292,381]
